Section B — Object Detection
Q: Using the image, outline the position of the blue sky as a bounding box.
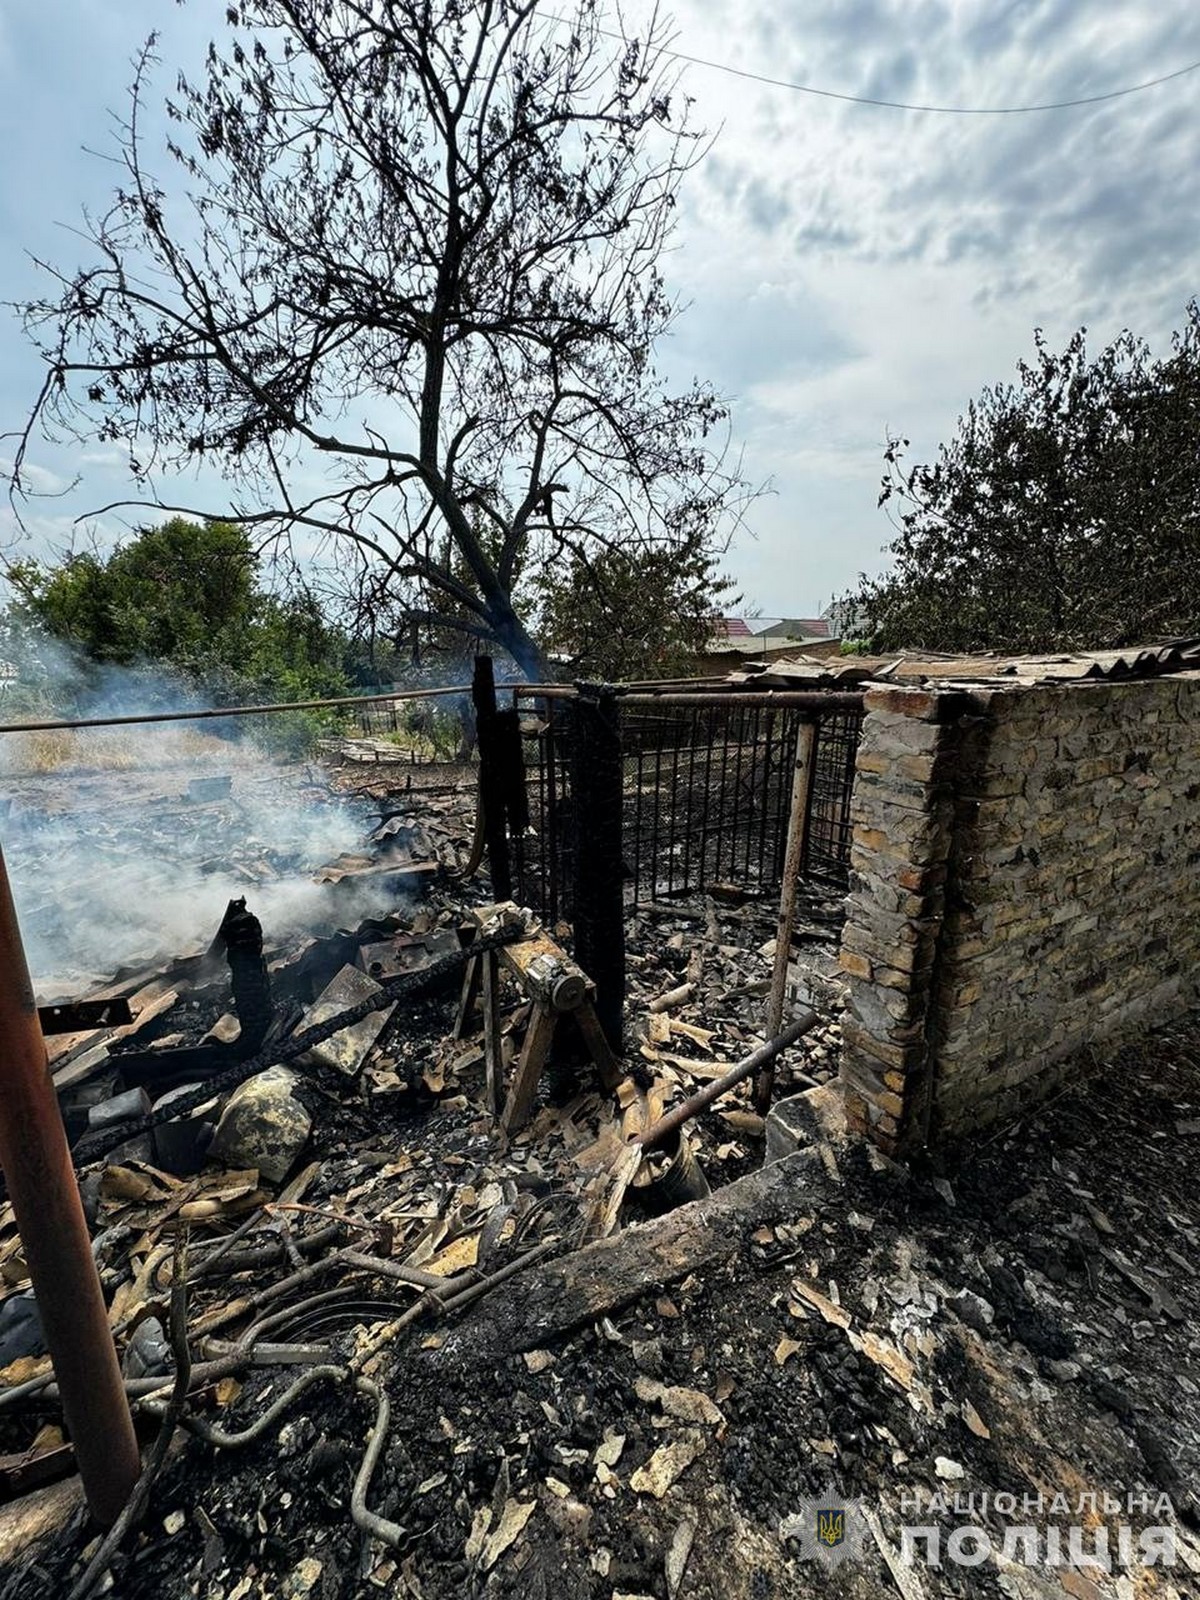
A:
[2,0,1198,617]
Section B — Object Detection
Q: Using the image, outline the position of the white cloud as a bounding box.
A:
[3,0,1198,614]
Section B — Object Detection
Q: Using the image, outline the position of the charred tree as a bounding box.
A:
[12,1,751,678]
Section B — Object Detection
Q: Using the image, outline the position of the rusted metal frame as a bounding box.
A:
[511,684,579,701]
[745,704,767,884]
[0,847,140,1528]
[649,715,664,901]
[756,720,820,1113]
[534,713,549,920]
[708,707,727,890]
[638,1012,818,1152]
[770,708,801,882]
[730,705,748,886]
[699,703,716,891]
[667,719,684,897]
[618,691,866,711]
[544,708,562,925]
[0,681,481,736]
[632,722,645,904]
[761,713,780,889]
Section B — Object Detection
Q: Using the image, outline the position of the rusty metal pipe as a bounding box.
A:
[0,846,140,1526]
[636,1012,818,1153]
[617,691,866,711]
[0,680,485,736]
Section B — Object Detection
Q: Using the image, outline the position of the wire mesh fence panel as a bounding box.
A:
[620,701,805,902]
[515,693,864,917]
[802,710,863,888]
[515,698,575,923]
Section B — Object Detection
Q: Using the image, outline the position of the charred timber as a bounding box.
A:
[217,898,275,1055]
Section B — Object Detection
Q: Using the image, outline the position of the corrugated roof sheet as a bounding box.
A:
[726,638,1200,691]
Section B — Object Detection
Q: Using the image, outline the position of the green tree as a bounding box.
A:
[10,518,349,707]
[851,304,1200,653]
[537,543,736,680]
[10,519,256,667]
[13,1,751,680]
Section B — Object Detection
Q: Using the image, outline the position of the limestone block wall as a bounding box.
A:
[838,672,1200,1152]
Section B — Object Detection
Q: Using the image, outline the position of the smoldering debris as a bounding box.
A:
[0,750,415,990]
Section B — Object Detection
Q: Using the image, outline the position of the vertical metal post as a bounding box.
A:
[755,719,818,1113]
[472,655,512,901]
[570,688,626,1052]
[0,847,140,1527]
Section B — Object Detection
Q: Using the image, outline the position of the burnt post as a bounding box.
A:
[0,846,140,1527]
[473,655,513,901]
[218,898,275,1054]
[569,686,625,1052]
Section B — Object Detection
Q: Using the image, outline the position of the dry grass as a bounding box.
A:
[3,727,235,775]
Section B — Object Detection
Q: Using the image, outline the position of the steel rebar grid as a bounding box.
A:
[0,847,140,1526]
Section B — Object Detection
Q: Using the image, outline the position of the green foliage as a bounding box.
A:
[851,304,1200,653]
[536,544,737,681]
[9,519,352,752]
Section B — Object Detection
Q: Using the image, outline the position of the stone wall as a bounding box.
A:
[838,672,1200,1152]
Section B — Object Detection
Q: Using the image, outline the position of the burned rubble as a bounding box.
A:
[0,661,1198,1600]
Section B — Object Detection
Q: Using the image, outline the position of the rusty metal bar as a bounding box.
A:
[618,691,866,711]
[0,847,140,1527]
[0,680,486,735]
[636,1011,818,1152]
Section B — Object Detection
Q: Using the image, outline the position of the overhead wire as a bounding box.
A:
[647,43,1200,115]
[555,13,1200,115]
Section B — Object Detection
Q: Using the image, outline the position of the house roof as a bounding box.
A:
[713,617,833,641]
[756,618,832,640]
[724,637,1200,690]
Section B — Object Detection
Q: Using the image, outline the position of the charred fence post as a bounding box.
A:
[0,846,140,1527]
[217,898,275,1055]
[569,685,626,1053]
[473,656,513,901]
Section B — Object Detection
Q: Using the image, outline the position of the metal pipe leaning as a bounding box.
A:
[0,845,140,1527]
[635,1012,819,1153]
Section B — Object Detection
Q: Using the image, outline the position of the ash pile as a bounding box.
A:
[1,763,1199,1600]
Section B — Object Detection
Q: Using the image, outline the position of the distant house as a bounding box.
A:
[710,617,756,645]
[707,616,836,655]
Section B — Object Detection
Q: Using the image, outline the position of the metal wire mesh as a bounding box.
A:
[803,711,864,886]
[517,693,864,919]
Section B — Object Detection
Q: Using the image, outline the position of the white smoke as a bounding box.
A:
[0,624,413,994]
